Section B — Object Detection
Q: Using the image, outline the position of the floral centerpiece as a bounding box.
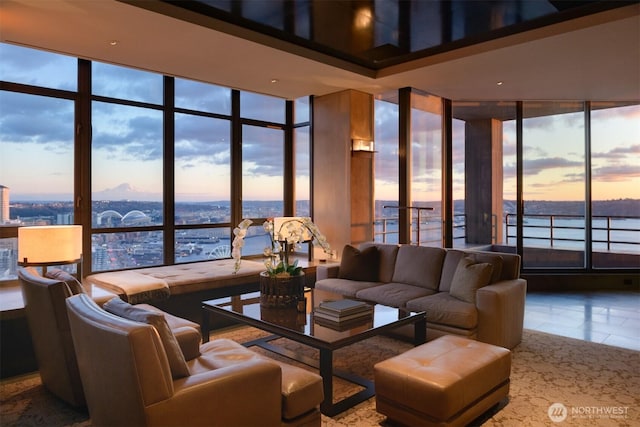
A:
[232,217,332,308]
[232,216,332,275]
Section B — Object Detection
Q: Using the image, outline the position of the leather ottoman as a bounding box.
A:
[374,335,511,427]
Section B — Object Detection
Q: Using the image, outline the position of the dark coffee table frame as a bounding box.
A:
[202,291,426,416]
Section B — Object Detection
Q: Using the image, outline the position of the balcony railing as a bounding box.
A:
[375,215,468,246]
[379,206,444,246]
[505,213,640,252]
[375,213,639,253]
[3,213,638,281]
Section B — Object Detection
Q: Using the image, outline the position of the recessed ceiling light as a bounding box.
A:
[109,40,119,46]
[270,79,279,84]
[496,81,504,86]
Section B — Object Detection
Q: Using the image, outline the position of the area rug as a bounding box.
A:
[1,329,638,426]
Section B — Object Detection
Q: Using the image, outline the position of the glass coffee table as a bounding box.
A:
[202,288,426,416]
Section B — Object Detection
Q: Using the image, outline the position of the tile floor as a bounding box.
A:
[524,290,640,351]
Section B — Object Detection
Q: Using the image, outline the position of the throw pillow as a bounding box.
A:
[338,244,379,282]
[449,256,494,304]
[466,253,504,284]
[103,297,190,379]
[45,268,85,295]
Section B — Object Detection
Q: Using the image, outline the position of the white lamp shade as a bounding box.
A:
[18,225,83,265]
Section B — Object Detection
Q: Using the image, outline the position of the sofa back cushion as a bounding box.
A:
[359,242,399,283]
[338,244,380,282]
[439,250,504,292]
[390,245,446,290]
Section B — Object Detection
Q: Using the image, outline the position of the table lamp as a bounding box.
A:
[18,225,83,278]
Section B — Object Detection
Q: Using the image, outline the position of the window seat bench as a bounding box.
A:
[85,257,322,324]
[84,259,266,304]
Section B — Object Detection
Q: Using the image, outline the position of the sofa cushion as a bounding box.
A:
[359,242,399,283]
[355,283,436,308]
[405,292,478,330]
[338,244,379,282]
[103,297,190,379]
[439,250,504,292]
[449,256,494,304]
[45,268,85,295]
[314,278,382,298]
[390,246,446,290]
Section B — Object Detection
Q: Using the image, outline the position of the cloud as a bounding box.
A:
[523,157,583,175]
[174,114,230,165]
[175,79,231,113]
[0,43,76,90]
[0,92,73,143]
[591,103,640,120]
[592,165,640,181]
[92,62,162,103]
[91,105,163,160]
[239,92,286,123]
[592,144,640,160]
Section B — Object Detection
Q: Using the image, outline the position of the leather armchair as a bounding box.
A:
[66,293,285,427]
[17,267,201,407]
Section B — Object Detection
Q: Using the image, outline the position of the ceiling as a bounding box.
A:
[1,0,639,101]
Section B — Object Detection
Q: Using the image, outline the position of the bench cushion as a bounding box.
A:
[85,270,169,304]
[85,259,266,303]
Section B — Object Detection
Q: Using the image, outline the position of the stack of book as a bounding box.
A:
[313,299,373,330]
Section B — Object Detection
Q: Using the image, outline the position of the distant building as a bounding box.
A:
[0,185,9,224]
[57,213,74,225]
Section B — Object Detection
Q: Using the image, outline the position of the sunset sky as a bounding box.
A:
[1,42,638,204]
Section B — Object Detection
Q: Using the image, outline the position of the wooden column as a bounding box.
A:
[313,90,374,256]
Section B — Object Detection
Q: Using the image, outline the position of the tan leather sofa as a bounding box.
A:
[315,243,527,349]
[66,293,324,427]
[17,266,201,407]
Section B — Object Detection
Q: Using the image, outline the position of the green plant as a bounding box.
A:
[265,258,303,277]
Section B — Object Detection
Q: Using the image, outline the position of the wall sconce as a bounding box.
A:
[351,139,375,152]
[18,225,83,277]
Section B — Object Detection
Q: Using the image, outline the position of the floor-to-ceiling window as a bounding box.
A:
[502,115,518,247]
[590,102,640,269]
[410,91,442,247]
[239,91,287,257]
[91,62,165,271]
[294,96,311,218]
[0,44,77,279]
[401,96,638,273]
[451,101,517,249]
[522,102,586,268]
[173,78,232,263]
[451,111,466,248]
[373,97,399,244]
[0,42,298,279]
